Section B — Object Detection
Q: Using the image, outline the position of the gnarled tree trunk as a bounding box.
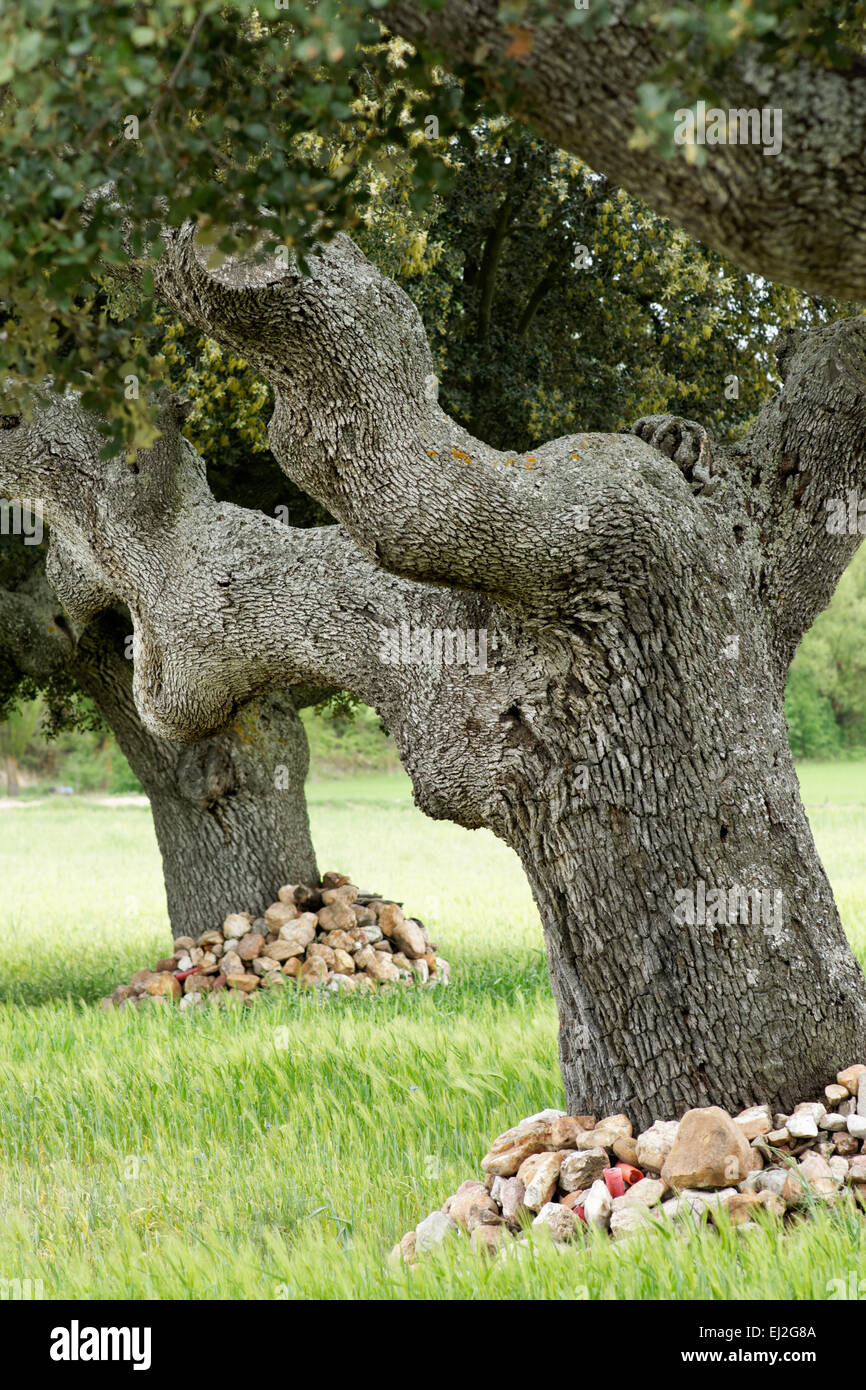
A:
[496,588,863,1129]
[2,232,865,1125]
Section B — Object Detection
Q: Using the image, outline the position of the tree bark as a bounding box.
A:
[498,608,865,1129]
[2,230,866,1124]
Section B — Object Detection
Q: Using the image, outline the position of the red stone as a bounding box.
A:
[603,1167,626,1198]
[614,1162,644,1187]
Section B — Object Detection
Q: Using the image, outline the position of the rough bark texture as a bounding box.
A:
[2,230,866,1126]
[386,0,866,301]
[0,581,318,939]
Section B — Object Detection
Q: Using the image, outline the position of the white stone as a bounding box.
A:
[490,1176,506,1206]
[559,1147,609,1193]
[764,1127,789,1145]
[434,957,451,983]
[583,1178,613,1230]
[635,1119,680,1172]
[787,1112,819,1139]
[733,1105,772,1139]
[521,1108,567,1125]
[662,1187,737,1219]
[622,1177,665,1208]
[414,1210,458,1254]
[684,1187,737,1210]
[858,1075,866,1118]
[846,1114,866,1139]
[794,1101,826,1123]
[610,1205,657,1240]
[819,1113,847,1132]
[531,1203,576,1243]
[746,1168,788,1198]
[829,1156,850,1184]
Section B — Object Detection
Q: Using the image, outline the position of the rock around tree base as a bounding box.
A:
[393,1064,866,1263]
[101,871,450,1011]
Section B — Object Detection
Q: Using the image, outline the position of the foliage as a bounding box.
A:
[0,695,43,795]
[784,667,844,760]
[0,1,469,445]
[0,534,112,733]
[626,0,866,160]
[382,126,847,452]
[2,1,864,444]
[301,701,399,775]
[788,545,866,754]
[0,695,44,762]
[9,700,398,793]
[12,716,143,796]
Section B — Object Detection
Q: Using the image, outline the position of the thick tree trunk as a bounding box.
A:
[72,615,318,940]
[500,639,865,1132]
[4,232,866,1123]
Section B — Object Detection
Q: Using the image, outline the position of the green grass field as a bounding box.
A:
[1,760,865,1299]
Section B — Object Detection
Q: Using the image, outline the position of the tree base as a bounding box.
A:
[393,1061,866,1261]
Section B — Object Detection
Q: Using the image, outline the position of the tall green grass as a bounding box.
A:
[0,761,864,1299]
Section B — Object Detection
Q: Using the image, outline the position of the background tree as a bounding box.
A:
[787,547,866,755]
[0,693,43,797]
[0,532,320,936]
[377,125,849,451]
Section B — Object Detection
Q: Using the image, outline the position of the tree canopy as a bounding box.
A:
[3,0,866,448]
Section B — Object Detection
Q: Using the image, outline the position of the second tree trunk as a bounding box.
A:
[75,615,319,940]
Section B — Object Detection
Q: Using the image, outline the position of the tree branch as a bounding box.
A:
[0,394,499,763]
[138,223,707,615]
[475,188,516,343]
[0,579,72,687]
[730,316,866,664]
[386,0,866,300]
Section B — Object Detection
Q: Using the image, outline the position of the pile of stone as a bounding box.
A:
[101,872,449,1011]
[393,1063,866,1262]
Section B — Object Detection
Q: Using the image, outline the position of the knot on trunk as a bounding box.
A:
[175,740,239,810]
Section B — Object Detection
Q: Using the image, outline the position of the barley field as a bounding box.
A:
[0,761,864,1299]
